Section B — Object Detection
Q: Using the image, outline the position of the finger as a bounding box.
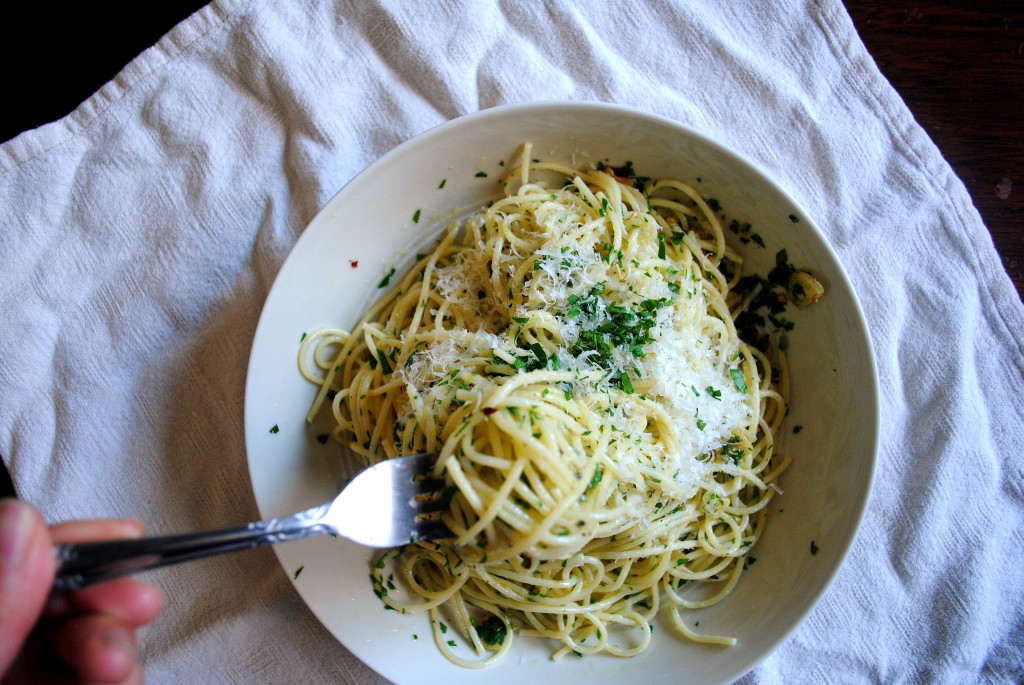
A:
[50,519,144,545]
[52,614,140,684]
[44,577,164,626]
[0,499,57,674]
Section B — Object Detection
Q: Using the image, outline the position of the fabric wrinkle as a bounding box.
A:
[0,1,1021,683]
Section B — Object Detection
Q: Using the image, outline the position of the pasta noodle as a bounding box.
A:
[299,144,790,667]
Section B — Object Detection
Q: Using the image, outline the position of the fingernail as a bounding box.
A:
[100,626,137,662]
[0,499,34,566]
[102,626,134,649]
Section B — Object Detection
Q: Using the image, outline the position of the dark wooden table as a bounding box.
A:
[1,2,1021,499]
[845,1,1023,300]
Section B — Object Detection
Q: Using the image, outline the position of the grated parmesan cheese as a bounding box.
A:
[403,197,753,501]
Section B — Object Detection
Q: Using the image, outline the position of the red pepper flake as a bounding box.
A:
[482,407,498,416]
[349,260,359,268]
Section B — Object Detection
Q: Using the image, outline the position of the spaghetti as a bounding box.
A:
[300,144,789,667]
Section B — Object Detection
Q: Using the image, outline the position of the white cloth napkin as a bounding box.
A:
[2,1,1022,682]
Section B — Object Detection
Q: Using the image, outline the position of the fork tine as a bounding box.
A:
[326,451,455,547]
[410,519,454,542]
[411,493,450,514]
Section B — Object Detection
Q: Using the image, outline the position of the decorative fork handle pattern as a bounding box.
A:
[53,503,334,593]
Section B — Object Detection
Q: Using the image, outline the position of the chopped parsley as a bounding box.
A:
[619,373,634,394]
[564,285,670,370]
[722,436,745,463]
[477,618,509,643]
[375,350,393,375]
[377,267,397,288]
[529,342,548,367]
[769,249,795,286]
[269,424,279,434]
[730,368,747,393]
[734,249,802,351]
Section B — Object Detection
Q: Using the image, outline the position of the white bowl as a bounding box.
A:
[244,102,879,685]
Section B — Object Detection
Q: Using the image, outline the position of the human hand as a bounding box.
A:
[0,499,164,684]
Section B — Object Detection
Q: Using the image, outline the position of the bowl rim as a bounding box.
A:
[244,100,881,684]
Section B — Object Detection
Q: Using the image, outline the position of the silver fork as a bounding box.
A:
[53,452,452,592]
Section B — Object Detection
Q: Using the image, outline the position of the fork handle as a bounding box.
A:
[53,504,333,593]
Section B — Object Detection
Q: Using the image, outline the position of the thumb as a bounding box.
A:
[0,499,57,675]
